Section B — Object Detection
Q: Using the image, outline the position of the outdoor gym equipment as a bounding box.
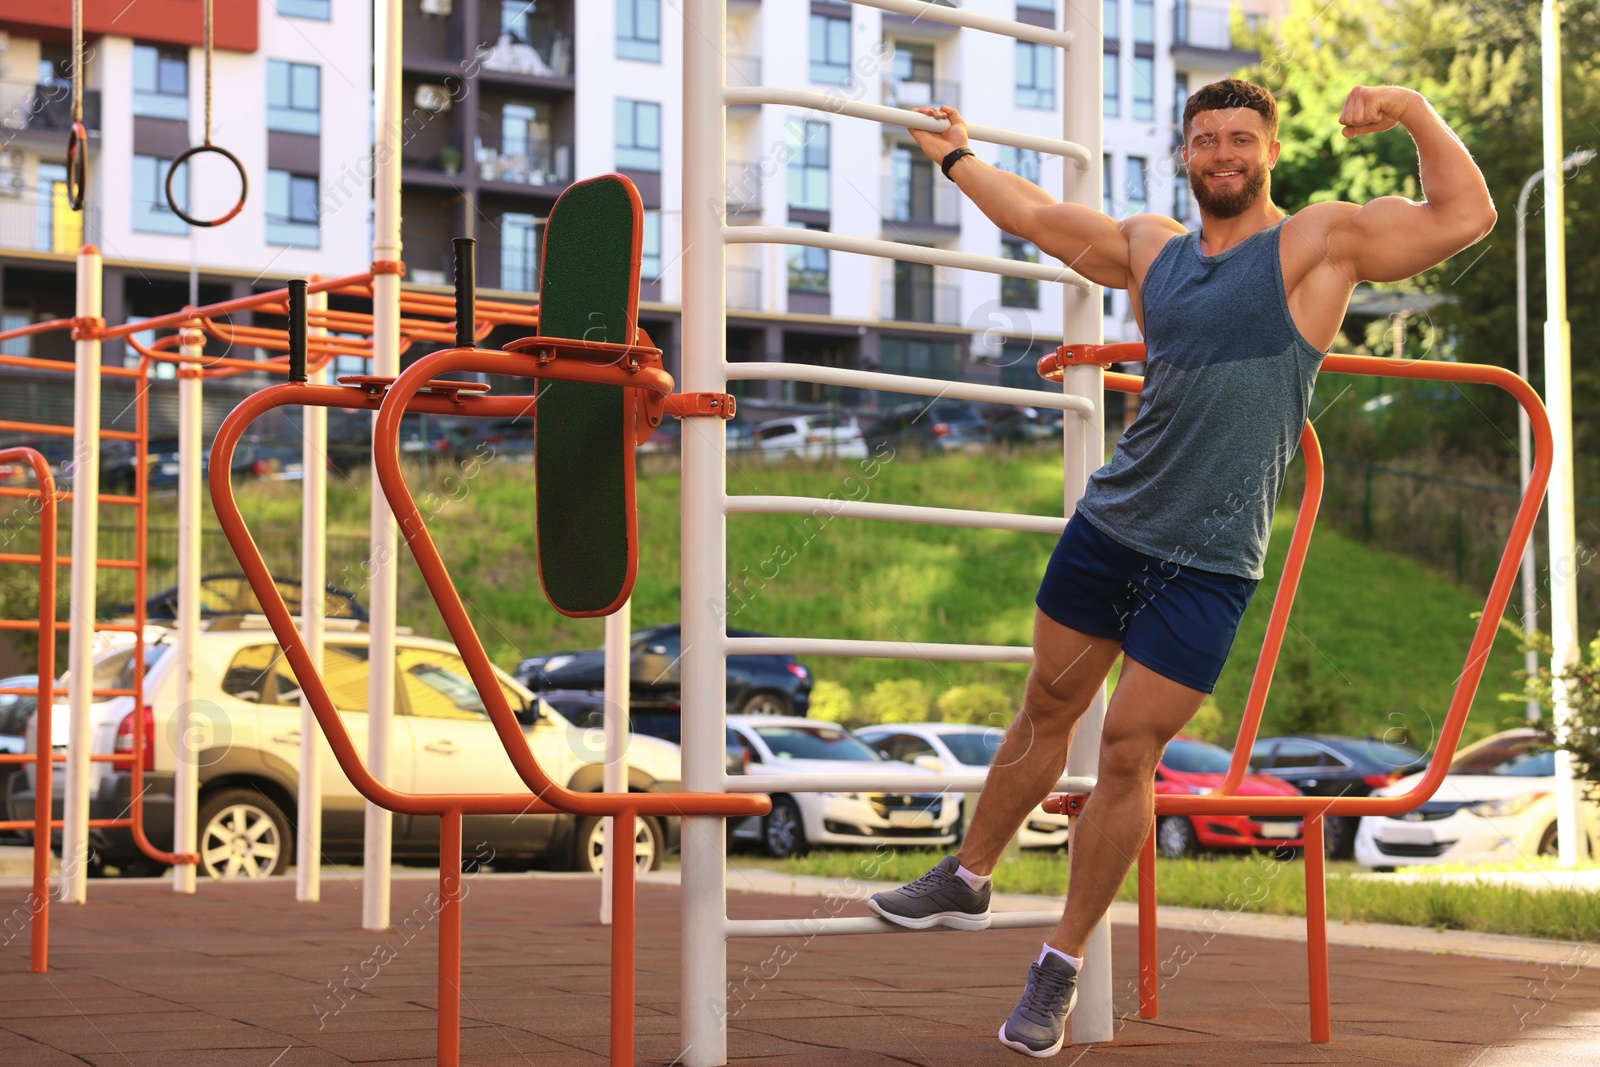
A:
[1037,343,1553,1042]
[164,0,247,228]
[63,0,87,211]
[211,173,769,1067]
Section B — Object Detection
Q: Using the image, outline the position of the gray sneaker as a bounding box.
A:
[866,855,991,930]
[998,953,1078,1058]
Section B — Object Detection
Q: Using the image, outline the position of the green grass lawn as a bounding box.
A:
[726,848,1600,943]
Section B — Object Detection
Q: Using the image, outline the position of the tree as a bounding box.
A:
[1499,620,1600,798]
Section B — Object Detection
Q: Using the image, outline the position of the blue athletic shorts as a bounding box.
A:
[1035,513,1259,694]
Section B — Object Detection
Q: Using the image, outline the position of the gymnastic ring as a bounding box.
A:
[165,143,249,228]
[65,123,87,212]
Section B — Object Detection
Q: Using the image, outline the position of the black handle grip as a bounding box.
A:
[287,279,308,384]
[453,237,476,349]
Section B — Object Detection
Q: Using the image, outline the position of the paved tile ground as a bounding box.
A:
[0,873,1595,1066]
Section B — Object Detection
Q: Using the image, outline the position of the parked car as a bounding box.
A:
[752,414,867,462]
[0,675,40,843]
[14,619,688,879]
[1354,728,1600,870]
[981,405,1062,445]
[136,573,368,623]
[1155,736,1305,858]
[726,715,960,857]
[1249,735,1429,857]
[515,623,812,718]
[863,399,989,454]
[854,722,1070,849]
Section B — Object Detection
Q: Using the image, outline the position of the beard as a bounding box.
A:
[1188,162,1268,218]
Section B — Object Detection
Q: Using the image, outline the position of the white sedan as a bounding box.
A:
[726,715,960,857]
[855,723,1072,849]
[1355,728,1600,869]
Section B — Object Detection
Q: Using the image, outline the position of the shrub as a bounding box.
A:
[858,678,934,724]
[1500,621,1600,799]
[1184,697,1232,745]
[807,679,856,725]
[935,683,1016,727]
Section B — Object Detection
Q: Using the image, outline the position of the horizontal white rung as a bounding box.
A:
[724,910,1064,939]
[722,87,1089,167]
[723,774,1096,794]
[726,635,1032,663]
[725,362,1094,415]
[847,0,1075,49]
[725,227,1090,289]
[726,495,1068,535]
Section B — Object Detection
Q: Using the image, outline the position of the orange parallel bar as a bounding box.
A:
[0,318,73,344]
[0,420,140,443]
[0,554,138,570]
[98,270,377,341]
[0,488,139,506]
[0,446,55,973]
[0,353,143,378]
[0,818,138,830]
[0,753,128,763]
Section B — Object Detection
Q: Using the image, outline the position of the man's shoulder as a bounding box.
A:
[1285,201,1360,242]
[1124,215,1190,277]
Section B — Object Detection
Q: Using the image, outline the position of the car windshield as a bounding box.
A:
[753,725,880,762]
[941,731,1003,766]
[1337,738,1427,768]
[1450,736,1551,776]
[1161,738,1233,774]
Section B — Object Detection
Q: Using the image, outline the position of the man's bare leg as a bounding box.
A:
[1046,657,1208,956]
[956,609,1122,876]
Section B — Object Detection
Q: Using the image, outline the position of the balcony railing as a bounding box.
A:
[479,30,573,79]
[881,173,960,228]
[882,76,960,111]
[727,54,762,88]
[475,142,573,187]
[726,160,764,214]
[0,193,99,256]
[881,277,960,325]
[0,81,101,134]
[727,266,763,311]
[1173,1,1237,50]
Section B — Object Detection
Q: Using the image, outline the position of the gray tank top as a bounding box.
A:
[1075,217,1325,580]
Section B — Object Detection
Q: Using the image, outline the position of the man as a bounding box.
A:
[867,78,1496,1058]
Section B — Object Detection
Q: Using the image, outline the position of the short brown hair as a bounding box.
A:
[1182,78,1278,143]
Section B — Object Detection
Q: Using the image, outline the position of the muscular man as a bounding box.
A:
[867,78,1495,1058]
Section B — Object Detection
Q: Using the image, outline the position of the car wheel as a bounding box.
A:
[763,796,807,858]
[739,691,791,717]
[1538,821,1559,857]
[573,815,662,874]
[197,788,291,880]
[1155,815,1198,859]
[1324,816,1357,860]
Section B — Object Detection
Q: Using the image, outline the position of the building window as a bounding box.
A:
[502,212,540,291]
[997,146,1041,184]
[1017,0,1055,11]
[642,211,663,281]
[617,0,661,62]
[1102,52,1118,117]
[1015,41,1054,110]
[132,155,186,235]
[266,169,319,247]
[1104,287,1114,316]
[1132,56,1154,121]
[1133,0,1154,43]
[1125,156,1148,216]
[1174,72,1189,128]
[1103,0,1119,38]
[785,119,829,211]
[277,0,330,17]
[1174,174,1191,221]
[878,337,961,381]
[267,60,320,135]
[1000,238,1039,309]
[787,222,829,293]
[809,13,851,87]
[1102,154,1113,214]
[133,44,188,121]
[615,99,662,172]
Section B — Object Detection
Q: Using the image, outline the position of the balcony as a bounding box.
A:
[479,29,574,84]
[1172,1,1260,69]
[474,141,573,190]
[881,172,960,231]
[882,76,959,111]
[727,266,763,311]
[725,160,763,219]
[727,54,762,89]
[0,193,99,256]
[882,276,960,325]
[0,81,101,148]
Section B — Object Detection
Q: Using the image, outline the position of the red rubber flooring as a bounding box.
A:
[0,873,1594,1066]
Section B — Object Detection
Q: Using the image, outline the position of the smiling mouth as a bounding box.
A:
[1210,171,1243,180]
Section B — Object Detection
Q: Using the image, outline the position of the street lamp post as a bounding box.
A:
[1513,146,1594,724]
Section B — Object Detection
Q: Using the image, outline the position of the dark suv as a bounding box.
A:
[515,623,812,718]
[864,400,990,454]
[1249,735,1429,857]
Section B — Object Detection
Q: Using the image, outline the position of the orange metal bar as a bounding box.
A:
[611,807,638,1067]
[0,353,143,378]
[0,318,74,344]
[0,419,140,443]
[438,809,463,1067]
[0,554,138,570]
[0,488,138,506]
[0,447,56,973]
[1303,815,1330,1041]
[1137,824,1157,1019]
[98,270,377,341]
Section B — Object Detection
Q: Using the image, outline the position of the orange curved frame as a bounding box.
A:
[209,355,768,1067]
[0,448,57,973]
[1039,343,1553,1042]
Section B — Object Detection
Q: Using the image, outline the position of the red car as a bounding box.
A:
[1155,736,1305,857]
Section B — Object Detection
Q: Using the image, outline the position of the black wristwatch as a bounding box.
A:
[940,146,975,180]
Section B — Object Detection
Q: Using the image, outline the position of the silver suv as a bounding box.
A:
[15,618,683,879]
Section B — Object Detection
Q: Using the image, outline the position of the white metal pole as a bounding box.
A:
[1514,176,1541,724]
[680,0,729,1060]
[365,0,402,929]
[1059,0,1113,1043]
[298,285,329,903]
[171,334,204,896]
[61,244,102,905]
[600,598,631,925]
[1539,0,1582,866]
